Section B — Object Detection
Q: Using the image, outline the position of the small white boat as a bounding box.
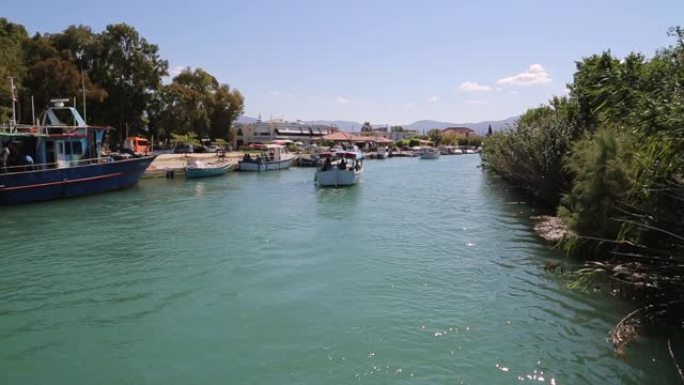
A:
[375,146,389,159]
[419,147,440,159]
[238,144,295,171]
[185,159,230,178]
[315,151,364,187]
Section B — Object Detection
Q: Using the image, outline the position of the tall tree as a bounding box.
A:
[152,67,243,141]
[360,121,372,132]
[88,23,168,139]
[0,18,29,123]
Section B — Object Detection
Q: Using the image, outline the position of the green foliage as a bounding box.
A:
[0,19,243,144]
[170,132,200,147]
[482,103,580,207]
[408,138,420,147]
[559,127,637,237]
[427,128,442,145]
[360,121,372,132]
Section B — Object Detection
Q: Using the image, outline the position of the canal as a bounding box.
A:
[0,155,677,384]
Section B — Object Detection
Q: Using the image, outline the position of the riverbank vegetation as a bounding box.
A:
[0,18,243,144]
[482,27,684,357]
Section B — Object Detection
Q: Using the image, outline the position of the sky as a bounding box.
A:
[5,0,684,125]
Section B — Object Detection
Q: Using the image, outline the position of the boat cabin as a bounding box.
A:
[0,99,110,172]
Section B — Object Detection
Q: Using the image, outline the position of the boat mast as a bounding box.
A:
[81,69,87,124]
[8,76,16,127]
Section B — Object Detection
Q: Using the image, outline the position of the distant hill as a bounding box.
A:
[235,115,518,135]
[404,117,517,135]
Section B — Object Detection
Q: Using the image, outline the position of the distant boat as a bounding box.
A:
[238,144,295,171]
[315,151,364,187]
[0,98,155,205]
[419,147,440,159]
[375,146,389,159]
[185,159,230,178]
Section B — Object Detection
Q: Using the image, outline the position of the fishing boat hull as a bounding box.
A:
[185,164,229,178]
[238,157,294,171]
[0,156,156,205]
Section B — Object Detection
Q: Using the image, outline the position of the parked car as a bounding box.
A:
[173,144,194,154]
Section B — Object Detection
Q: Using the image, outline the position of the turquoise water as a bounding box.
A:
[0,155,678,384]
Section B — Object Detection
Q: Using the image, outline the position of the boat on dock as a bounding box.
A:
[314,151,364,187]
[0,98,156,205]
[238,144,295,171]
[185,159,230,178]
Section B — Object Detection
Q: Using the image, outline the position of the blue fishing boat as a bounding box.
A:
[0,98,156,205]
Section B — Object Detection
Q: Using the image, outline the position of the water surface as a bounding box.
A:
[0,155,677,384]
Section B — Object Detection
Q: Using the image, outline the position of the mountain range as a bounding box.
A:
[236,116,518,135]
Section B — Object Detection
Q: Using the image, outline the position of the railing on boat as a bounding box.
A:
[0,156,119,174]
[0,124,109,136]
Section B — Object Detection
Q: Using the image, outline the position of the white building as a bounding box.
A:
[234,120,337,148]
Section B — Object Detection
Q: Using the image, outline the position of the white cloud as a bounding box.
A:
[336,96,349,104]
[460,81,492,92]
[427,96,440,102]
[466,99,487,104]
[497,64,551,86]
[270,90,280,96]
[510,90,519,95]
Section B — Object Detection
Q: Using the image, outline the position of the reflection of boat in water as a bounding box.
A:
[238,144,295,171]
[185,159,230,178]
[0,98,155,205]
[419,147,440,159]
[315,151,364,187]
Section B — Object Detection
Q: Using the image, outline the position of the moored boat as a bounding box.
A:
[0,99,156,205]
[314,151,364,187]
[185,159,230,178]
[419,147,440,159]
[238,144,295,171]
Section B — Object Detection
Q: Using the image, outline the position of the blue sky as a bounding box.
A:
[6,0,684,124]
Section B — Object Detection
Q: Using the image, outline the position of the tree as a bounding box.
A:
[427,128,443,145]
[0,18,29,123]
[360,121,372,132]
[391,125,404,132]
[487,124,492,136]
[88,23,168,140]
[151,67,243,141]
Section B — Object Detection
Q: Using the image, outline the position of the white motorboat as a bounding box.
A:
[238,144,295,171]
[314,151,364,187]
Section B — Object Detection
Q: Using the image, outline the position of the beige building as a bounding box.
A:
[234,120,337,148]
